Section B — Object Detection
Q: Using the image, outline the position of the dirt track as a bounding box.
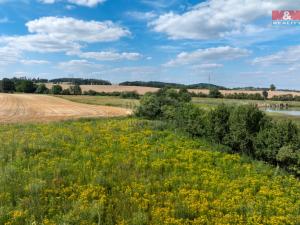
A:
[0,94,132,123]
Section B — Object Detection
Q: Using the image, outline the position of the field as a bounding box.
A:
[0,94,131,123]
[58,95,139,109]
[46,83,300,98]
[1,118,300,224]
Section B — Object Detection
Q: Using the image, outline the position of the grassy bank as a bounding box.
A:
[1,118,300,224]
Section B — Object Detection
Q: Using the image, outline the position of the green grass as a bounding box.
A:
[58,95,139,109]
[1,118,300,224]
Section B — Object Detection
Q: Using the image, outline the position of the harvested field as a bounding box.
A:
[0,94,131,123]
[46,83,300,98]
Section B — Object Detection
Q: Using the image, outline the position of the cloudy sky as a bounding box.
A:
[0,0,300,88]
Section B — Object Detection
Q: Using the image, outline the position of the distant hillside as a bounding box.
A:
[50,78,111,85]
[119,81,226,89]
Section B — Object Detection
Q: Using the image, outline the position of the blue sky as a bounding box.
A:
[0,0,300,88]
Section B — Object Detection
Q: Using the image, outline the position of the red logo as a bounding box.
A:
[272,10,300,20]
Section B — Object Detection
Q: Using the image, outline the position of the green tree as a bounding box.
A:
[0,78,15,93]
[225,105,266,155]
[51,85,63,94]
[270,84,276,91]
[15,80,36,93]
[208,88,223,98]
[262,90,268,99]
[69,85,82,95]
[35,84,49,94]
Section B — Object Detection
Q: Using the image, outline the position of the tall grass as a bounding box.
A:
[0,119,300,224]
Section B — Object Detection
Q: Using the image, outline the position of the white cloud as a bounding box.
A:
[21,59,50,65]
[58,59,103,73]
[77,51,142,61]
[0,17,130,57]
[253,45,300,66]
[0,47,20,65]
[150,0,300,40]
[26,17,130,43]
[192,63,223,70]
[0,17,9,23]
[126,11,157,21]
[38,0,105,7]
[165,46,250,67]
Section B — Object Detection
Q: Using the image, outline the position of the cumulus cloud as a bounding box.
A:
[38,0,105,7]
[126,11,157,21]
[21,59,50,65]
[165,46,250,67]
[0,16,131,60]
[58,59,103,73]
[76,51,142,61]
[253,46,300,66]
[26,17,130,43]
[150,0,300,40]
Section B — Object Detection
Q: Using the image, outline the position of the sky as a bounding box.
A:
[0,0,300,88]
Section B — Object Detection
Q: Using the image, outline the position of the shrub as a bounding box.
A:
[208,88,223,98]
[35,84,49,94]
[120,91,140,99]
[69,85,82,95]
[255,120,299,163]
[225,105,266,155]
[16,80,36,93]
[61,89,71,95]
[51,85,63,94]
[224,93,263,100]
[207,104,231,143]
[135,88,192,119]
[262,90,268,99]
[0,78,15,93]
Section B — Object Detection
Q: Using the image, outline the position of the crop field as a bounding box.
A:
[1,118,300,224]
[0,94,131,123]
[58,95,139,109]
[46,83,300,97]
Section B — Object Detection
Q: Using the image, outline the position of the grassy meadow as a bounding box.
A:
[1,118,300,224]
[58,95,139,109]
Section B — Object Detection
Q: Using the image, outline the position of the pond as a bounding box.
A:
[264,108,300,116]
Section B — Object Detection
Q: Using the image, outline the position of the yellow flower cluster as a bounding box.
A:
[0,118,300,224]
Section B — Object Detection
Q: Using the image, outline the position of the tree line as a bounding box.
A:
[136,88,300,176]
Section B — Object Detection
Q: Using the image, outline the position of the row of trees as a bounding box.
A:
[136,88,300,176]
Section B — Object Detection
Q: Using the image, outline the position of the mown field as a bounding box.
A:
[1,118,300,224]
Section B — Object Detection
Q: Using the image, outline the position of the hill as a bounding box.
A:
[119,81,226,89]
[1,118,300,224]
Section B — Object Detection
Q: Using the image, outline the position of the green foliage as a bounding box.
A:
[15,80,36,93]
[207,104,231,143]
[135,88,192,119]
[208,88,223,98]
[51,85,63,94]
[224,93,264,100]
[120,91,140,99]
[1,119,300,224]
[61,88,71,95]
[0,78,15,93]
[35,84,49,94]
[69,84,82,95]
[262,90,268,99]
[270,84,276,91]
[225,105,266,155]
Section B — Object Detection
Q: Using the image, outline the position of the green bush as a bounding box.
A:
[225,105,266,155]
[61,89,71,95]
[16,80,36,93]
[0,78,15,93]
[69,85,82,95]
[208,88,223,98]
[51,85,63,94]
[35,84,49,94]
[207,104,231,143]
[135,88,192,119]
[120,91,140,99]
